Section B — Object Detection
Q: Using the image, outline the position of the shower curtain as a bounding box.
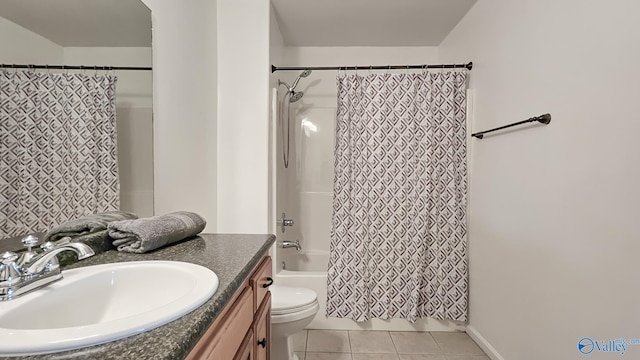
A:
[0,71,120,239]
[326,71,468,322]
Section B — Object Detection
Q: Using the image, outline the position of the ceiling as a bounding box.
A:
[0,0,151,47]
[271,0,477,47]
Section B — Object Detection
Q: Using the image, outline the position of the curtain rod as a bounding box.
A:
[271,62,472,73]
[0,64,151,71]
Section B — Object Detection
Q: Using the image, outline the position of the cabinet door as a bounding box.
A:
[204,286,254,360]
[251,256,273,312]
[233,329,254,360]
[254,292,271,360]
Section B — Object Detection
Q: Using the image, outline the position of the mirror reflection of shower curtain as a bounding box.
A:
[0,71,120,238]
[326,71,469,323]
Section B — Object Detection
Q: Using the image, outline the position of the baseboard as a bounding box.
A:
[466,325,505,360]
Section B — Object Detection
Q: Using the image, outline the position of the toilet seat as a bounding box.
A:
[271,285,317,311]
[271,285,319,323]
[272,302,319,324]
[273,301,317,315]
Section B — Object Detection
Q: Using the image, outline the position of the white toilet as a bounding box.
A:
[271,285,319,360]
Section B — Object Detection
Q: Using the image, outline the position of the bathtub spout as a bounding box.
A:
[281,240,301,251]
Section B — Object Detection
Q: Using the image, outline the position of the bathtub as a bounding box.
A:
[273,249,465,332]
[280,249,328,272]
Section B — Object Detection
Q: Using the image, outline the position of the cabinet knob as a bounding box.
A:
[257,338,267,348]
[262,277,273,288]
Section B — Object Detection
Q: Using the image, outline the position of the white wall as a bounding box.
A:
[217,0,271,233]
[439,1,640,359]
[141,0,218,230]
[64,47,154,217]
[270,3,286,238]
[0,16,62,64]
[278,47,439,254]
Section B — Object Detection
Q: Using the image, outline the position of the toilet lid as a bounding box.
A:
[271,285,317,311]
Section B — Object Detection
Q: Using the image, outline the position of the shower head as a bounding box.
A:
[278,69,311,103]
[289,91,304,103]
[290,69,312,90]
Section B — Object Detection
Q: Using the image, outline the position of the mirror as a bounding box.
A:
[0,0,153,246]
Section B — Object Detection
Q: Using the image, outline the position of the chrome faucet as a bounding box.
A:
[281,240,301,251]
[0,236,94,301]
[23,241,94,274]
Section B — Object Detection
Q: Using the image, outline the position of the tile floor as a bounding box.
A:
[291,330,489,360]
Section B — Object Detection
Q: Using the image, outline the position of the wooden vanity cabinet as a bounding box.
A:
[254,292,271,360]
[186,255,273,360]
[234,329,254,360]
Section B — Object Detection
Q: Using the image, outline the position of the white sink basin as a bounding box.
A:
[0,261,218,356]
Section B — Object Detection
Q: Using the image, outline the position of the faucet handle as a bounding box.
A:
[40,241,56,252]
[18,235,40,266]
[21,234,39,251]
[1,251,18,264]
[0,252,22,286]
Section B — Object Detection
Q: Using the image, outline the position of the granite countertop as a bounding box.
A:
[2,233,276,360]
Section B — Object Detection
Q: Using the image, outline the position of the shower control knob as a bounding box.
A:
[280,213,295,233]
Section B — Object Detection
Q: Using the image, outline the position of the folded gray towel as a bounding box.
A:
[109,211,206,253]
[44,211,138,242]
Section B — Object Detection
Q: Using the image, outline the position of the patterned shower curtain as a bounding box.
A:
[326,71,468,322]
[0,71,120,239]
